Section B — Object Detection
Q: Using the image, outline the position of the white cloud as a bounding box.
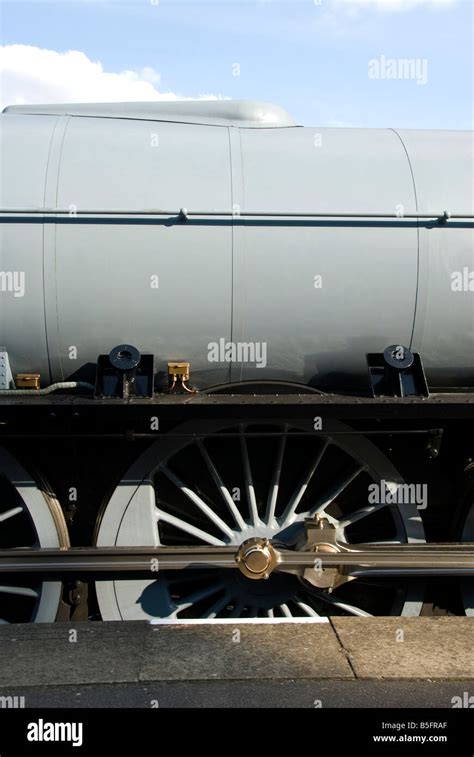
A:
[0,45,225,111]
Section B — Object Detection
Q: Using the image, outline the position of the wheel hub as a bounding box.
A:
[236,537,278,580]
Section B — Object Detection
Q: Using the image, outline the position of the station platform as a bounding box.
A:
[0,618,472,708]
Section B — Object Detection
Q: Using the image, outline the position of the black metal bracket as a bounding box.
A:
[367,345,429,398]
[94,344,154,399]
[426,429,444,459]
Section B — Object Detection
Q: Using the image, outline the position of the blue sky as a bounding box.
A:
[0,0,472,128]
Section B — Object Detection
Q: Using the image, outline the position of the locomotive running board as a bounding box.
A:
[1,543,474,578]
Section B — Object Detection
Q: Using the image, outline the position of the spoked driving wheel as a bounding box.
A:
[96,420,425,620]
[0,447,69,623]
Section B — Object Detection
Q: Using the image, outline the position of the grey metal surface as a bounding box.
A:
[2,100,298,128]
[234,127,418,388]
[395,129,474,388]
[0,103,472,390]
[54,116,232,386]
[0,114,57,381]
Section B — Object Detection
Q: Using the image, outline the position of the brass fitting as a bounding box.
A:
[167,362,197,394]
[236,537,278,580]
[168,362,190,383]
[15,373,41,389]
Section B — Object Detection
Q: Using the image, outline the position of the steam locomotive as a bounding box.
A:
[0,100,473,623]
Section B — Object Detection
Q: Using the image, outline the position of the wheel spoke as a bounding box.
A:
[245,606,259,618]
[279,603,292,617]
[265,425,287,525]
[176,583,224,612]
[197,440,247,531]
[279,440,329,527]
[202,594,231,619]
[240,426,260,527]
[154,508,226,546]
[296,600,320,617]
[162,466,235,540]
[0,507,24,523]
[308,464,365,517]
[309,590,372,617]
[354,578,396,589]
[228,602,243,618]
[338,502,387,528]
[0,585,39,598]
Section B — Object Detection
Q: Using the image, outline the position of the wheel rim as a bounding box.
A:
[96,419,425,620]
[0,448,68,623]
